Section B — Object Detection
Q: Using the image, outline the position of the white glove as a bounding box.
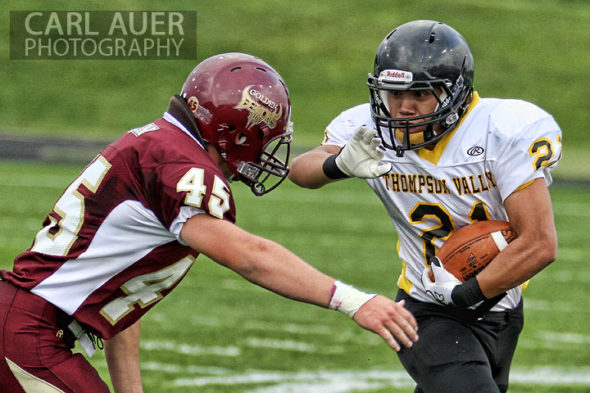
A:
[335,126,392,178]
[421,257,462,305]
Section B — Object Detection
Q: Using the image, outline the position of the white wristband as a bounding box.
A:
[329,280,377,317]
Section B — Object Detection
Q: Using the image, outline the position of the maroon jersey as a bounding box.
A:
[1,113,236,339]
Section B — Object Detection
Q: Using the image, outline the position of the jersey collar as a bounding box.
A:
[163,95,206,150]
[416,91,481,165]
[162,112,205,150]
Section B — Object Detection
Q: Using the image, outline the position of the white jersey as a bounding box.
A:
[324,93,562,311]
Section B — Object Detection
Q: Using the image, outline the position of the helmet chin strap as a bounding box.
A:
[423,124,435,140]
[394,124,433,152]
[393,123,442,156]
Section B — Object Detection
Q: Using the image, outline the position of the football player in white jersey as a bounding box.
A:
[289,20,561,393]
[0,53,418,393]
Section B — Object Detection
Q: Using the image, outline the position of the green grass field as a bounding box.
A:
[0,162,589,392]
[1,0,590,178]
[1,0,590,391]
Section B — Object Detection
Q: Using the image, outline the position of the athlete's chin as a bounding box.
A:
[407,126,427,134]
[394,124,426,134]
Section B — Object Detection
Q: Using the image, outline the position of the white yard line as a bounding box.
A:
[168,367,590,391]
[140,340,240,357]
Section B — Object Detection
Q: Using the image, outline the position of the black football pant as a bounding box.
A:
[396,290,524,393]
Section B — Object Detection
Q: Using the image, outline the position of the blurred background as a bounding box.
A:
[1,0,589,181]
[1,2,589,392]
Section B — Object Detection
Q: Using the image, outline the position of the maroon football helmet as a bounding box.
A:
[180,52,293,196]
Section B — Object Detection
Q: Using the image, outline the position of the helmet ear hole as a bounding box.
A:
[258,126,270,140]
[235,132,248,145]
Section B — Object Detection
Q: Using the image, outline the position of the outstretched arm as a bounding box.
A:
[288,144,341,189]
[289,127,391,189]
[180,214,418,351]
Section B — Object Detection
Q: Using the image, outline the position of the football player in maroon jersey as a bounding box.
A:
[0,53,418,393]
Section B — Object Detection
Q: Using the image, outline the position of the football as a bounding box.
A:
[434,220,518,282]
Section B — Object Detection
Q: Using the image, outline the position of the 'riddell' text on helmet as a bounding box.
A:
[367,20,474,156]
[181,52,293,196]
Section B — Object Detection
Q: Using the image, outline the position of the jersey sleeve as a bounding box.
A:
[155,162,236,235]
[118,121,237,244]
[490,101,562,201]
[323,104,373,147]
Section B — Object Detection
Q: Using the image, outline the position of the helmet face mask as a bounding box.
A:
[180,52,293,196]
[368,20,474,156]
[236,123,293,196]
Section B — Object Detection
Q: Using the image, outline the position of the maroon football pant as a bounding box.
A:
[0,280,110,393]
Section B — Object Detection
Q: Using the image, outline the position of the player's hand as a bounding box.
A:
[353,295,419,352]
[335,126,392,178]
[421,256,462,306]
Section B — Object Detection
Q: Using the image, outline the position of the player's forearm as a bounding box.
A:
[288,148,341,189]
[477,230,556,298]
[104,320,144,393]
[478,179,557,298]
[236,237,335,306]
[238,239,419,351]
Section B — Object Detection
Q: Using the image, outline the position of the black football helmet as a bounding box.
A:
[367,20,474,156]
